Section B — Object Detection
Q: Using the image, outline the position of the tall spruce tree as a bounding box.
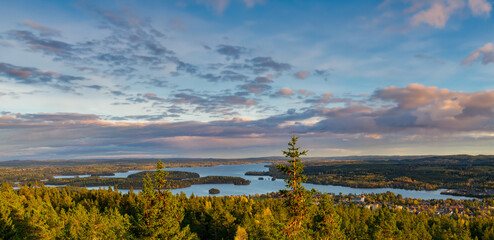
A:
[136,159,197,239]
[276,132,314,239]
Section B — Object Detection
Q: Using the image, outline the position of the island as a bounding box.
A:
[209,188,220,194]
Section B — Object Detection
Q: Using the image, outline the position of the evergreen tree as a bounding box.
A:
[276,132,314,239]
[135,159,197,239]
[312,194,343,240]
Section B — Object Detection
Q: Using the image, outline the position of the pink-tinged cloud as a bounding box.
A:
[36,71,60,77]
[276,88,294,97]
[468,0,492,16]
[462,42,494,65]
[320,93,333,103]
[407,0,492,28]
[24,19,61,36]
[410,0,465,28]
[144,93,165,101]
[295,70,310,80]
[6,69,31,78]
[297,89,313,96]
[363,134,383,140]
[374,84,455,109]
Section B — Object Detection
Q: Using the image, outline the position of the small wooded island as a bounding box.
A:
[40,171,251,190]
[209,188,220,194]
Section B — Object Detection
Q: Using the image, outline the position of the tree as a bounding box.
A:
[135,160,197,239]
[234,226,248,240]
[312,194,343,240]
[276,132,314,239]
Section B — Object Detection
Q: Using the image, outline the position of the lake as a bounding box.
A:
[61,163,473,200]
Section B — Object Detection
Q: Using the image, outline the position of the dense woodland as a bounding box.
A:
[1,136,494,239]
[2,182,494,240]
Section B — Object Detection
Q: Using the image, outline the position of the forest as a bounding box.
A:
[263,155,494,198]
[1,135,494,239]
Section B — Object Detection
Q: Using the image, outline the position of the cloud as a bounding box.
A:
[18,113,100,122]
[240,77,272,94]
[372,84,494,128]
[2,4,224,88]
[144,93,165,102]
[383,0,492,29]
[313,69,331,81]
[4,84,494,160]
[216,44,251,60]
[297,89,313,97]
[0,62,85,91]
[410,0,465,28]
[23,19,61,36]
[121,113,179,121]
[461,42,494,65]
[199,70,248,82]
[7,30,75,58]
[19,4,195,78]
[304,92,351,106]
[85,85,103,90]
[170,90,257,115]
[275,88,294,97]
[238,76,273,95]
[295,70,310,80]
[468,0,492,16]
[245,57,291,74]
[373,83,454,109]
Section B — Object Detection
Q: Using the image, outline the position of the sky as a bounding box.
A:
[0,0,494,161]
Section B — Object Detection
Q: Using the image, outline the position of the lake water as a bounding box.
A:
[52,163,473,200]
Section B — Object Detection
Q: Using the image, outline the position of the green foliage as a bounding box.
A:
[135,159,197,239]
[276,132,315,239]
[0,182,493,239]
[233,226,248,240]
[312,194,343,240]
[277,132,308,193]
[1,156,494,239]
[61,205,131,239]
